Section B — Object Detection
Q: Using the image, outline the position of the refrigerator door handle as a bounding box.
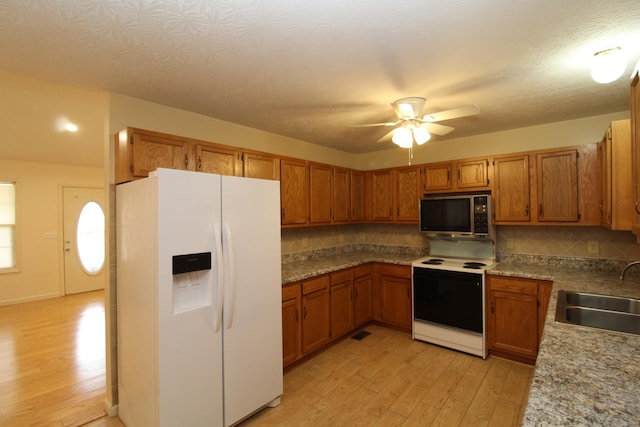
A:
[223,223,236,329]
[213,223,224,332]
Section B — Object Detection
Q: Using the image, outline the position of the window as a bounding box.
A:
[0,182,16,269]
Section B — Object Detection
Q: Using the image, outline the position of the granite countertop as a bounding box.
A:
[488,263,640,426]
[281,247,424,284]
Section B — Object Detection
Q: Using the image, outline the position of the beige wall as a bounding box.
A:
[356,111,629,170]
[108,93,359,169]
[0,160,103,304]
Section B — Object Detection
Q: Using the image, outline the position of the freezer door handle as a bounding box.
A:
[213,223,224,332]
[223,223,237,329]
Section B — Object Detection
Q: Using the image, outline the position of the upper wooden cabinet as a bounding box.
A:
[536,150,579,222]
[243,153,280,180]
[493,144,598,226]
[422,162,452,192]
[369,170,394,221]
[599,120,632,230]
[280,159,309,226]
[309,162,332,224]
[493,154,530,222]
[456,158,491,190]
[350,171,365,222]
[395,166,421,222]
[115,128,191,183]
[196,144,242,176]
[115,127,277,184]
[422,158,490,194]
[332,167,351,224]
[630,70,640,241]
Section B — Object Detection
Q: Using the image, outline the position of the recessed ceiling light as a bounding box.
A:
[64,123,78,132]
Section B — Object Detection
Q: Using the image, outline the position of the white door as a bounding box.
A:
[63,187,105,295]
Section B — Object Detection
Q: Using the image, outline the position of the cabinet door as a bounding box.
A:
[456,159,490,189]
[195,144,242,176]
[379,266,411,329]
[301,277,330,354]
[282,284,301,367]
[332,167,351,224]
[599,136,612,227]
[309,163,332,224]
[536,150,578,222]
[243,153,280,180]
[487,277,538,360]
[493,155,530,222]
[370,170,394,221]
[631,71,640,240]
[422,163,452,193]
[330,270,354,339]
[280,159,309,226]
[350,171,365,222]
[600,120,633,230]
[353,269,372,327]
[395,166,421,222]
[129,131,191,179]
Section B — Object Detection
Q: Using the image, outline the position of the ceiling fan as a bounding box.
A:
[352,97,480,148]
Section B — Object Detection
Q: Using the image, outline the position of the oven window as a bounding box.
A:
[413,268,483,333]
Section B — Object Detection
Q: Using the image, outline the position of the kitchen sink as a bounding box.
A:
[561,291,640,314]
[555,290,640,335]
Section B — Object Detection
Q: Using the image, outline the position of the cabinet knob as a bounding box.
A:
[635,199,640,216]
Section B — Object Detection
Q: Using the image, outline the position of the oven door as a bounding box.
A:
[413,267,483,333]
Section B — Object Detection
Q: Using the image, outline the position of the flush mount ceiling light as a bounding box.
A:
[591,47,626,84]
[64,122,78,132]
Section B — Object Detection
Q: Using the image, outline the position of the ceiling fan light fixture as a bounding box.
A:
[413,127,431,145]
[392,127,413,148]
[591,47,625,84]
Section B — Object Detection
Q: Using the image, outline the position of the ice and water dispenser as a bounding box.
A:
[171,252,212,313]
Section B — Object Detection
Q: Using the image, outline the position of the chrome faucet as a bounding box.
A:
[620,261,640,280]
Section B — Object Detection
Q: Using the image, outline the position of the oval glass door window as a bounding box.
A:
[76,201,105,274]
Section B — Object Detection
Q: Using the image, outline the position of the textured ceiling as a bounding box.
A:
[1,0,639,158]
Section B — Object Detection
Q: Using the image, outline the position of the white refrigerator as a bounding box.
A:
[116,168,283,427]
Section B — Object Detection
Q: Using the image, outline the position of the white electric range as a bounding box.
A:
[411,240,496,358]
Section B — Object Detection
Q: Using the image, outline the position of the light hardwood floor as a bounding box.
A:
[241,324,533,426]
[0,290,108,426]
[1,293,533,426]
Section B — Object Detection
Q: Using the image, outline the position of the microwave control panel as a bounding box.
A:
[472,195,490,234]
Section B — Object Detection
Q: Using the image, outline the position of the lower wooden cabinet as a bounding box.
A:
[281,262,403,367]
[486,275,552,364]
[330,269,354,339]
[282,283,301,367]
[377,264,412,330]
[301,275,331,355]
[353,264,373,327]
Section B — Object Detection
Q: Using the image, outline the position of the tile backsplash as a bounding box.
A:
[282,224,640,262]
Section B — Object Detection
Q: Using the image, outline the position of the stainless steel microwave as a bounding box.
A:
[419,192,493,238]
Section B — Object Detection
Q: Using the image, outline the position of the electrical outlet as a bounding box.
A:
[506,239,515,250]
[587,241,599,255]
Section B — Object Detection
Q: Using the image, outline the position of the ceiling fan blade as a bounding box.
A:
[423,105,480,122]
[391,97,426,119]
[349,120,400,128]
[425,122,455,136]
[376,129,396,142]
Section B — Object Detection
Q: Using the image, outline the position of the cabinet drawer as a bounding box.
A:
[353,264,371,278]
[330,269,352,285]
[380,264,411,279]
[489,276,537,295]
[302,275,330,295]
[282,283,300,301]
